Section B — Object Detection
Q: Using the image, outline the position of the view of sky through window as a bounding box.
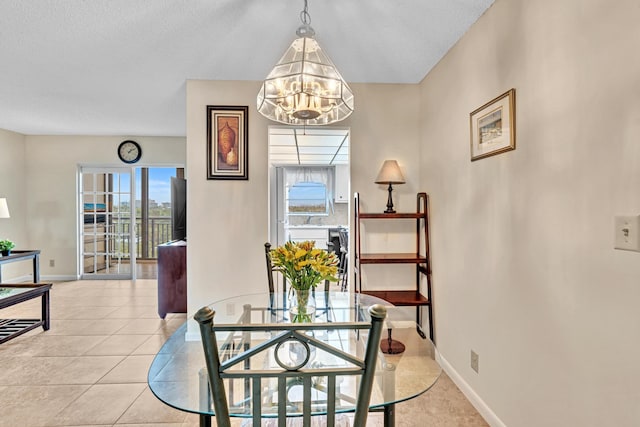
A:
[135,168,176,204]
[288,182,327,213]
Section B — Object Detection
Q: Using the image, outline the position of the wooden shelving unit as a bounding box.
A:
[354,192,434,342]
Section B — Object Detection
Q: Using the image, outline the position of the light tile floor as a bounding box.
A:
[0,280,488,427]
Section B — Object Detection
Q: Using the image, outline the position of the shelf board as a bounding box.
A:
[359,290,430,306]
[0,319,43,344]
[359,253,427,264]
[359,212,424,219]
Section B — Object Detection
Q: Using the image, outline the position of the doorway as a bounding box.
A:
[268,127,350,288]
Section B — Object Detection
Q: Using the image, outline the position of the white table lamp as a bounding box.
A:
[0,198,10,219]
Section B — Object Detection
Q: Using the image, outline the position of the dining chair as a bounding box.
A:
[194,303,387,427]
[264,242,281,295]
[337,229,349,292]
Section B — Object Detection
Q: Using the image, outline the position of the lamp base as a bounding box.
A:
[384,183,396,213]
[380,338,405,354]
[380,327,405,355]
[380,328,406,354]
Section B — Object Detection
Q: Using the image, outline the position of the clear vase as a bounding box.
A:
[289,288,316,323]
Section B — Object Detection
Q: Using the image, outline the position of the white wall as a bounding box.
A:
[21,135,185,280]
[185,80,421,320]
[419,0,640,425]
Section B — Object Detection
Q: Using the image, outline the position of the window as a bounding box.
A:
[288,181,328,214]
[134,167,183,259]
[284,167,333,216]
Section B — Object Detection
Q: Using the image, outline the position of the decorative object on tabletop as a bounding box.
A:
[0,198,10,219]
[0,239,15,256]
[270,240,339,322]
[0,198,11,256]
[470,88,516,161]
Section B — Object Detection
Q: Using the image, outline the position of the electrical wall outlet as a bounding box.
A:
[614,215,640,251]
[470,350,479,373]
[49,259,55,267]
[226,303,235,316]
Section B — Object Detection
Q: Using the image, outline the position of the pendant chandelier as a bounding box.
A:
[257,0,354,126]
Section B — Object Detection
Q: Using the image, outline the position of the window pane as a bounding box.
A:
[287,182,327,214]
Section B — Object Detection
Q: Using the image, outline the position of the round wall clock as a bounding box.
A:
[117,140,142,164]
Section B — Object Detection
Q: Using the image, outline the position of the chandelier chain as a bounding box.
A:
[300,0,311,25]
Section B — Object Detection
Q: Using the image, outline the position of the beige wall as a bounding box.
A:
[0,129,29,279]
[185,80,421,330]
[186,80,271,314]
[419,0,640,425]
[4,0,637,422]
[345,83,424,296]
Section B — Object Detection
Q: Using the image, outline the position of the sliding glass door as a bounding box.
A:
[79,167,136,279]
[135,167,181,260]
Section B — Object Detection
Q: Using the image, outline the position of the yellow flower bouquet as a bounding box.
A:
[270,240,339,322]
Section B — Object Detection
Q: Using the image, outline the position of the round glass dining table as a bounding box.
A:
[148,291,441,427]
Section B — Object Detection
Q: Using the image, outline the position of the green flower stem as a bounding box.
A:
[291,288,314,323]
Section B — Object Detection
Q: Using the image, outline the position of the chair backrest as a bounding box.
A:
[264,242,278,294]
[338,229,348,255]
[195,304,387,427]
[337,230,349,292]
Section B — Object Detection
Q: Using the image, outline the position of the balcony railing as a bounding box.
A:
[110,216,173,260]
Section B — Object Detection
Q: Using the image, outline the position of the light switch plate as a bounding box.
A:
[614,215,640,251]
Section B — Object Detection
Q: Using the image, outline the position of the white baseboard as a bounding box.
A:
[41,274,78,282]
[438,354,507,427]
[2,274,33,283]
[1,274,78,283]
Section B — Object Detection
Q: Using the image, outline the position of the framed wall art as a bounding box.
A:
[206,105,249,180]
[470,88,516,161]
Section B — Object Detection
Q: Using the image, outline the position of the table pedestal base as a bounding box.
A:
[384,404,396,427]
[199,414,211,427]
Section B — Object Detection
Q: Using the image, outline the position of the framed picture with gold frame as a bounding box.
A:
[206,105,249,180]
[470,89,516,161]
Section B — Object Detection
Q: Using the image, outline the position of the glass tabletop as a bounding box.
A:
[0,285,44,300]
[148,291,441,418]
[0,287,33,299]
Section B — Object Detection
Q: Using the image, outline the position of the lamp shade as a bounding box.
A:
[375,160,406,184]
[0,198,9,219]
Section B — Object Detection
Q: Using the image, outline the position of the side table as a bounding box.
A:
[0,283,52,344]
[0,250,41,283]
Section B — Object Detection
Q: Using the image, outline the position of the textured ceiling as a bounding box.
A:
[0,0,494,137]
